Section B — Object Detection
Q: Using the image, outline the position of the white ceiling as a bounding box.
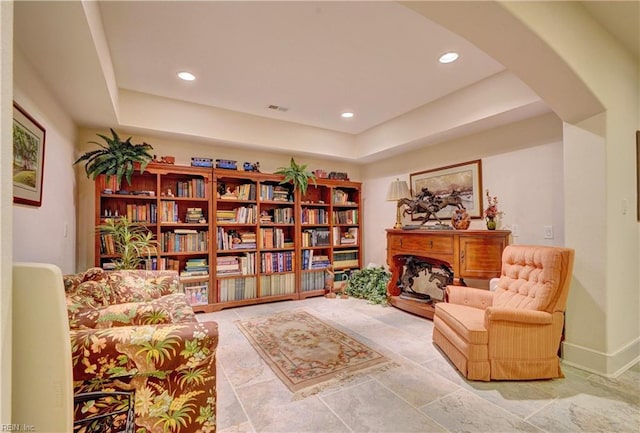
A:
[12,1,638,160]
[98,1,505,134]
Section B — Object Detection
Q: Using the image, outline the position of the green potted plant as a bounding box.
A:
[274,157,317,195]
[74,129,154,189]
[98,216,157,270]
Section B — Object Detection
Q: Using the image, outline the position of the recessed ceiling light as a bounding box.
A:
[177,71,196,81]
[341,112,354,118]
[438,52,459,64]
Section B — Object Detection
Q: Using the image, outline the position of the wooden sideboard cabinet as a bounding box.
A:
[386,229,510,319]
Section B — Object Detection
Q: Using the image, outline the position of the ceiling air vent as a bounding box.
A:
[267,104,289,112]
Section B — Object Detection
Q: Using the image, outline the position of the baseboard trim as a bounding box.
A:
[562,337,640,378]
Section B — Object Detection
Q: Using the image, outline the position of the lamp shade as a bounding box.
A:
[386,179,411,201]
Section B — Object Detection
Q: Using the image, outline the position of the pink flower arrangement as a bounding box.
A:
[483,190,504,220]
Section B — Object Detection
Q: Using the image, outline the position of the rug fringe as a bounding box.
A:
[292,360,400,401]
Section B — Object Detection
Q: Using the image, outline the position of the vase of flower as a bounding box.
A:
[486,216,497,230]
[483,190,503,231]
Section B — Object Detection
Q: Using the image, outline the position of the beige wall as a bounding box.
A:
[361,112,563,268]
[12,50,77,274]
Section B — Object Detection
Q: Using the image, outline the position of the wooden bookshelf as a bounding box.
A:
[94,165,363,312]
[95,163,214,309]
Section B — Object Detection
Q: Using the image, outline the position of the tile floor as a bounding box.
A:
[198,297,640,433]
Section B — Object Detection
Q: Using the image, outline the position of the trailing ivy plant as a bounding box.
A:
[344,267,391,305]
[274,157,317,195]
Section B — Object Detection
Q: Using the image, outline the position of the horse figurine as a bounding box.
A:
[398,189,465,225]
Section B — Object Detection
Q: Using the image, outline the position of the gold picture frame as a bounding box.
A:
[13,102,46,207]
[410,160,483,220]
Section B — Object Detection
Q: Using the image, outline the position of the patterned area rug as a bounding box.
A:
[236,310,395,398]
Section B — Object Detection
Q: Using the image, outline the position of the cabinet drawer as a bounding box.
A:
[389,234,453,254]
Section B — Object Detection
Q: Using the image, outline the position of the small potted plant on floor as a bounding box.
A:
[74,129,154,189]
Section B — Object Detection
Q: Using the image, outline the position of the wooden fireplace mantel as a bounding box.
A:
[386,228,510,319]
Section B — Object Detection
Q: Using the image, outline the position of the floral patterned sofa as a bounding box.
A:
[63,267,218,433]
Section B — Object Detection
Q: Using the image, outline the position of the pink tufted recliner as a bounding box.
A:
[433,245,575,381]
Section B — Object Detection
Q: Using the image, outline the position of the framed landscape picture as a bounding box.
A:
[13,102,46,207]
[410,159,483,220]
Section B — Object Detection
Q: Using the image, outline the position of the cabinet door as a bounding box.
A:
[458,235,506,279]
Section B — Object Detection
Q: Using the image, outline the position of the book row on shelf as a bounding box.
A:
[260,251,295,273]
[216,205,257,224]
[333,209,358,224]
[216,253,255,276]
[301,250,331,270]
[300,269,327,292]
[216,227,257,250]
[219,183,256,201]
[161,230,208,253]
[260,273,296,296]
[333,249,360,268]
[259,227,292,249]
[174,178,207,198]
[218,277,257,302]
[301,208,329,224]
[123,203,157,223]
[301,228,330,247]
[259,184,290,201]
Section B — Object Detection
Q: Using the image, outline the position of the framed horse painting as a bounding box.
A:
[410,160,483,220]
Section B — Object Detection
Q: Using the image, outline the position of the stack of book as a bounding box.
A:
[185,207,205,223]
[259,184,290,201]
[216,209,236,222]
[234,232,257,249]
[181,258,209,277]
[333,249,359,268]
[272,186,289,201]
[216,256,241,276]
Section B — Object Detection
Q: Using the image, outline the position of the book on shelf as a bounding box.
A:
[333,209,358,225]
[260,251,295,273]
[301,208,328,224]
[233,183,256,201]
[217,276,257,302]
[301,228,330,247]
[260,184,290,202]
[216,253,255,276]
[301,269,326,292]
[161,230,208,252]
[332,189,356,205]
[185,207,205,223]
[302,250,330,270]
[333,249,359,268]
[176,178,206,198]
[259,273,296,297]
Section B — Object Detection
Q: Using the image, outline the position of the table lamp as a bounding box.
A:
[386,178,411,229]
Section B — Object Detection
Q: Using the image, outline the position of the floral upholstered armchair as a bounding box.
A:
[64,268,218,433]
